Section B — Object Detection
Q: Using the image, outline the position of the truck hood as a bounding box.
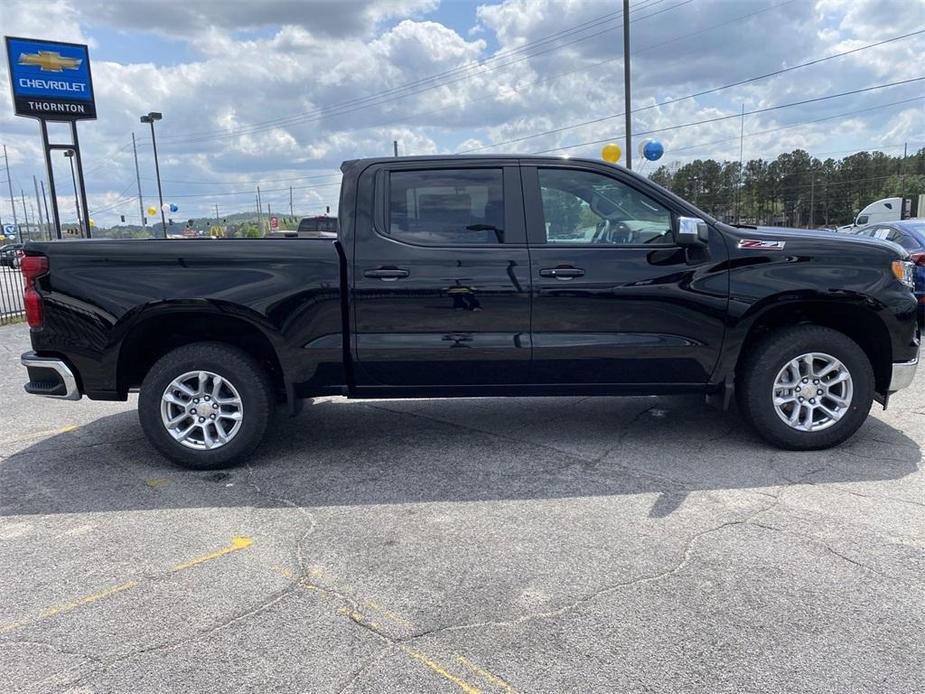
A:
[731,224,908,259]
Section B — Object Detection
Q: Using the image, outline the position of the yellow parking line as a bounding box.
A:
[0,537,254,634]
[456,655,516,693]
[401,646,483,694]
[364,599,415,629]
[171,536,253,572]
[0,580,138,634]
[145,478,172,489]
[0,424,79,447]
[267,564,511,692]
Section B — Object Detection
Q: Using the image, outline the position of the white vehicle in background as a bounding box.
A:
[838,195,924,232]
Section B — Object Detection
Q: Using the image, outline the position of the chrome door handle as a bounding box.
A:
[539,266,584,280]
[364,267,410,281]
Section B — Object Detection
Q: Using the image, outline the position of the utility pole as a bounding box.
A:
[3,145,17,234]
[40,180,51,240]
[824,181,829,226]
[33,175,45,238]
[809,173,815,228]
[214,204,220,227]
[900,141,908,211]
[623,0,632,170]
[20,189,31,242]
[289,185,293,216]
[393,140,399,157]
[735,103,745,224]
[132,132,145,226]
[256,187,263,233]
[139,113,166,236]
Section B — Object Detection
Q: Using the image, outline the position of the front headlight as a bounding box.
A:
[892,260,915,288]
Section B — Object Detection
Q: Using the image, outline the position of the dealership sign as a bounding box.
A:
[5,36,96,120]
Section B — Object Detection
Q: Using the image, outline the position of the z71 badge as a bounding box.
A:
[738,239,786,250]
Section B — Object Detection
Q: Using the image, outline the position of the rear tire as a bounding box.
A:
[138,342,274,469]
[737,325,874,450]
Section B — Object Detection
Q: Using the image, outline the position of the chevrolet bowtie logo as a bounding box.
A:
[18,51,82,72]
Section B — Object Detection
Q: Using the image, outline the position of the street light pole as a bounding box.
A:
[140,112,167,237]
[64,149,83,235]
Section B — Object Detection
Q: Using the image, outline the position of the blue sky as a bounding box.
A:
[1,0,923,227]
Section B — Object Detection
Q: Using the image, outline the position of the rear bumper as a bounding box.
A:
[21,352,82,401]
[889,353,918,393]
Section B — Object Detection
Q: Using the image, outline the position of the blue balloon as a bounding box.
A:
[169,203,178,213]
[643,140,664,161]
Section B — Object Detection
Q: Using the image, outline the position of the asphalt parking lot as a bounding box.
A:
[1,322,923,694]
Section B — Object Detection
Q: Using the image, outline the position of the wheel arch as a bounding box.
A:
[731,298,892,396]
[116,304,288,405]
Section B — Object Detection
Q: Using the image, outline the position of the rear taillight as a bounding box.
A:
[910,252,925,267]
[20,255,48,329]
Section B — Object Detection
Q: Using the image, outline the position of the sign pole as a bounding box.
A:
[39,122,61,238]
[6,35,97,241]
[69,120,91,238]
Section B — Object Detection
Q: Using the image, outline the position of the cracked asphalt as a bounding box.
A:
[0,322,923,693]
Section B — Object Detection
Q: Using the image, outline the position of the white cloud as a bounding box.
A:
[0,0,923,226]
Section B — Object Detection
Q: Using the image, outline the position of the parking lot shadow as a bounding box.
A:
[1,395,920,517]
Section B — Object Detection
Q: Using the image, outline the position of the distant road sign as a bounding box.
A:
[2,224,16,237]
[5,36,96,120]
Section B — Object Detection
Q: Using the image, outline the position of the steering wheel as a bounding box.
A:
[592,220,634,244]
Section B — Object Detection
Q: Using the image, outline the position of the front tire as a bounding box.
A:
[138,342,274,469]
[737,325,874,450]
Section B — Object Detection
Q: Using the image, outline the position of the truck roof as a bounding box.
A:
[341,154,621,170]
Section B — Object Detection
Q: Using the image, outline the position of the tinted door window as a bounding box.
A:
[538,168,672,245]
[388,169,505,245]
[353,164,530,387]
[887,229,920,250]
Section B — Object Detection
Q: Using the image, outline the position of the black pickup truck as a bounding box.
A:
[20,155,920,468]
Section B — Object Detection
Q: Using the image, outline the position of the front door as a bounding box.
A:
[522,164,728,385]
[352,163,531,387]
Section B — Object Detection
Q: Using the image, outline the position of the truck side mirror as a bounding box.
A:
[675,216,708,246]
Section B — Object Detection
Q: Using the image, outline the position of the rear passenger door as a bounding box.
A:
[352,162,532,387]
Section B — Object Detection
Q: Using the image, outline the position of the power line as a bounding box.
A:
[145,0,774,166]
[153,0,654,144]
[656,95,925,160]
[158,0,690,146]
[145,172,342,186]
[163,180,342,200]
[531,76,925,155]
[461,26,925,153]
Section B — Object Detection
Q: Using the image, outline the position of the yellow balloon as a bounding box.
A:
[601,143,622,163]
[147,206,157,217]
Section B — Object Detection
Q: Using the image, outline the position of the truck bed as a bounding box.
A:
[26,238,344,400]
